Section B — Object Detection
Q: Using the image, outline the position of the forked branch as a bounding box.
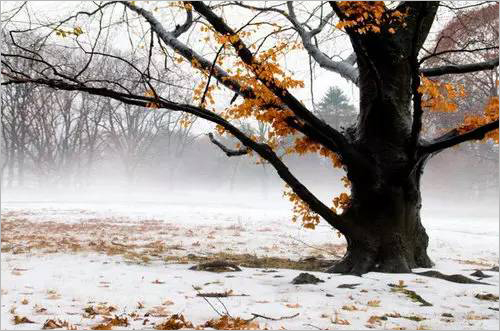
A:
[207,133,249,157]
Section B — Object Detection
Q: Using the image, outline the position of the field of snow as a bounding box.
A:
[1,197,499,330]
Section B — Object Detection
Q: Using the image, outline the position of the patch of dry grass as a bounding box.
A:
[1,214,344,271]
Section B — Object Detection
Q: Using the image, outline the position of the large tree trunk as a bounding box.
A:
[327,169,433,274]
[327,2,439,274]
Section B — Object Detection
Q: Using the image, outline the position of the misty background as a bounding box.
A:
[2,81,498,219]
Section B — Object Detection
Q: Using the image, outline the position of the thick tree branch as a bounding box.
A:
[171,6,193,38]
[420,120,499,155]
[409,4,430,150]
[421,58,499,77]
[207,132,249,156]
[396,2,440,51]
[419,46,499,64]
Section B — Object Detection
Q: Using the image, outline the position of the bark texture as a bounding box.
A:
[326,168,433,274]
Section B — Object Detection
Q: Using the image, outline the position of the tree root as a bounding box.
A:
[325,240,433,275]
[326,250,415,275]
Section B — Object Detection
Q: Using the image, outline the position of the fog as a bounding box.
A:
[2,137,498,222]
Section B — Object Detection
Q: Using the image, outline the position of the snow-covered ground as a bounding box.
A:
[1,199,499,330]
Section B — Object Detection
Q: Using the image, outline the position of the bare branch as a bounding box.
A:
[246,312,299,323]
[233,1,358,84]
[421,58,499,77]
[285,2,359,84]
[419,46,499,64]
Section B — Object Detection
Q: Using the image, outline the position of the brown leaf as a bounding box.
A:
[42,319,69,329]
[285,303,301,308]
[148,306,170,317]
[91,315,129,330]
[155,314,194,330]
[204,315,259,330]
[13,315,35,324]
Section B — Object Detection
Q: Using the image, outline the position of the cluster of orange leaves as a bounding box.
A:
[91,316,129,330]
[419,77,499,143]
[218,41,305,142]
[154,314,193,330]
[336,1,406,34]
[459,96,499,143]
[418,76,466,112]
[333,193,351,211]
[331,176,352,215]
[193,83,216,106]
[203,315,260,330]
[204,34,306,150]
[283,186,321,230]
[284,177,352,230]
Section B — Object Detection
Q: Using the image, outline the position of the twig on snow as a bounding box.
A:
[246,312,299,322]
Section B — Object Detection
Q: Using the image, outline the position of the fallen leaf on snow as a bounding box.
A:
[42,319,71,329]
[285,303,301,308]
[204,315,259,330]
[367,300,381,307]
[13,315,35,324]
[341,304,358,311]
[154,314,193,330]
[148,306,170,317]
[91,316,129,330]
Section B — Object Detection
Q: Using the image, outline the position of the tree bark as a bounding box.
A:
[327,168,433,274]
